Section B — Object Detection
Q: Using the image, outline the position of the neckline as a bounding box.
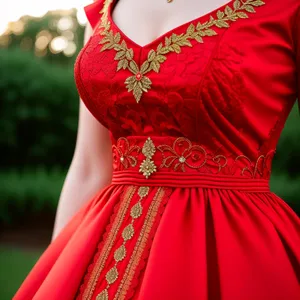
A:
[107,0,234,50]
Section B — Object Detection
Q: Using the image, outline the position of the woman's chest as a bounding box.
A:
[75,0,299,140]
[111,0,234,48]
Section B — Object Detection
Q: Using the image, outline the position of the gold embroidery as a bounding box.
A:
[96,289,108,300]
[139,159,157,179]
[106,266,118,284]
[235,154,273,178]
[138,186,150,197]
[142,137,156,157]
[112,136,275,179]
[98,0,265,102]
[157,137,208,171]
[96,186,150,300]
[112,137,141,169]
[122,224,135,240]
[131,202,143,218]
[114,245,126,261]
[82,186,136,300]
[139,137,157,178]
[114,187,166,300]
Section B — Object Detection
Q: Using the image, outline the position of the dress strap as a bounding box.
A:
[84,0,105,29]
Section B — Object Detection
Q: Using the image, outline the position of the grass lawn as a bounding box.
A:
[0,246,43,300]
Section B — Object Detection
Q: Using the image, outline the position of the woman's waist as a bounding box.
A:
[111,135,275,191]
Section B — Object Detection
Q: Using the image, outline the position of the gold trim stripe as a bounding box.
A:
[82,185,137,300]
[114,187,166,300]
[95,186,150,299]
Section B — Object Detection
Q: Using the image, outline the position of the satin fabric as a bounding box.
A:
[14,0,300,299]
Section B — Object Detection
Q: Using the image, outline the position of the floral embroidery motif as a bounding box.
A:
[96,186,150,300]
[112,137,141,169]
[139,137,157,178]
[98,0,265,102]
[157,137,208,171]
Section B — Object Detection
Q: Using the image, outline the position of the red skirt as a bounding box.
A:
[14,136,300,300]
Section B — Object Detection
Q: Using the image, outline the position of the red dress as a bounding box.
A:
[14,0,300,299]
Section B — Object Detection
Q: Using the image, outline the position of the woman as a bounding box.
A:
[14,0,300,299]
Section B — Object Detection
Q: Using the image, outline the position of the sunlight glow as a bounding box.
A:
[0,0,88,35]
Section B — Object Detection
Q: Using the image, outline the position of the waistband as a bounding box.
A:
[112,171,270,191]
[111,136,274,191]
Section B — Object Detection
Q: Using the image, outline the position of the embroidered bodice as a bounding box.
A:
[74,0,300,180]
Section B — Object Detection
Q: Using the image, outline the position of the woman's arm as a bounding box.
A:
[51,23,113,241]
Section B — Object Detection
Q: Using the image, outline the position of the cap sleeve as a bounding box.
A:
[84,0,104,29]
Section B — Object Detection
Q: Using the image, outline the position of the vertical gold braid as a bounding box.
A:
[114,187,166,300]
[96,186,151,300]
[82,186,136,300]
[139,137,157,178]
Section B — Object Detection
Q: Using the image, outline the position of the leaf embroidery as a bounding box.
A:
[98,0,265,103]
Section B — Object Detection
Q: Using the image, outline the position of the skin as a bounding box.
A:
[112,0,232,47]
[51,23,113,241]
[51,0,232,240]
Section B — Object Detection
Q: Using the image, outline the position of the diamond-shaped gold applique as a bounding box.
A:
[96,289,109,300]
[122,224,134,241]
[131,202,143,218]
[142,137,156,158]
[114,245,126,262]
[139,158,157,179]
[139,137,157,178]
[106,266,118,284]
[138,186,150,198]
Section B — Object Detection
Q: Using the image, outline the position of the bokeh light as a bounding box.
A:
[0,0,87,37]
[50,36,68,53]
[63,41,77,56]
[0,0,88,58]
[57,16,74,31]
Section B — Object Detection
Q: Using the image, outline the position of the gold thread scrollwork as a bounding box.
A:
[111,136,275,179]
[112,137,141,169]
[233,151,275,179]
[157,137,208,171]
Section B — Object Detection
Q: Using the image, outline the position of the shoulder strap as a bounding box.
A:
[84,0,106,29]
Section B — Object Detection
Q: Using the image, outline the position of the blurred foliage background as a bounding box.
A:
[0,6,300,300]
[0,9,86,299]
[0,9,84,226]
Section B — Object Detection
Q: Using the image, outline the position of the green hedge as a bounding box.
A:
[0,246,43,300]
[272,103,300,178]
[270,173,300,216]
[0,48,78,170]
[0,168,65,225]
